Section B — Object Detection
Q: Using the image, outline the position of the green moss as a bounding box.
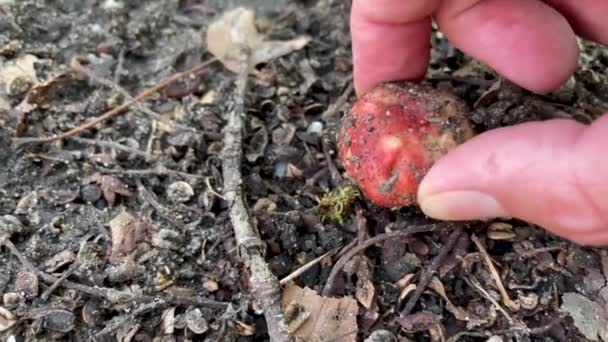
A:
[316,184,360,225]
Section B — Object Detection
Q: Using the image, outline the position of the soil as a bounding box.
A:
[2,0,608,341]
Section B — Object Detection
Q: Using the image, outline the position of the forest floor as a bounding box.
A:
[2,0,608,341]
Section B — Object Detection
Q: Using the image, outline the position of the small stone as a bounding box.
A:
[383,253,420,282]
[306,121,323,136]
[408,237,429,256]
[203,279,219,293]
[519,292,539,310]
[8,76,33,97]
[42,309,75,333]
[166,181,194,203]
[186,308,209,334]
[253,198,277,212]
[15,192,38,215]
[0,215,23,238]
[82,301,103,327]
[2,293,23,309]
[14,271,38,299]
[80,184,102,203]
[364,329,397,342]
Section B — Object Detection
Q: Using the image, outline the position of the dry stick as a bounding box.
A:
[465,275,513,322]
[471,234,520,311]
[401,225,464,315]
[1,238,227,309]
[70,137,152,160]
[95,164,204,180]
[70,56,196,133]
[280,249,334,285]
[94,299,168,340]
[322,224,442,296]
[40,260,81,300]
[320,79,353,120]
[12,58,217,146]
[220,49,293,342]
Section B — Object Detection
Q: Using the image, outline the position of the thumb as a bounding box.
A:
[417,115,608,246]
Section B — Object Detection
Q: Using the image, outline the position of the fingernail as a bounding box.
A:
[418,191,509,221]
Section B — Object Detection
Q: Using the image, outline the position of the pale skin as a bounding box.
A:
[350,0,608,246]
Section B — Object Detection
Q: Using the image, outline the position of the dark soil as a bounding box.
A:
[2,0,608,341]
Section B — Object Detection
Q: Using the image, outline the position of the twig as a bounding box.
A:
[205,176,226,200]
[1,238,228,309]
[471,234,520,311]
[280,249,335,285]
[321,79,353,120]
[322,223,443,296]
[401,226,464,315]
[135,178,181,227]
[95,164,204,180]
[465,275,513,322]
[321,135,342,186]
[71,56,197,133]
[220,49,293,342]
[40,260,81,300]
[114,48,126,85]
[93,299,168,340]
[12,58,217,145]
[517,246,563,258]
[70,137,152,160]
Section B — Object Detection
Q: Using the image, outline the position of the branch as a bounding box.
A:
[322,223,446,296]
[220,49,293,342]
[401,225,464,315]
[12,58,217,145]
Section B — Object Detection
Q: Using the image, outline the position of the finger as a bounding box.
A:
[350,0,440,95]
[434,0,580,93]
[417,115,608,246]
[543,0,608,44]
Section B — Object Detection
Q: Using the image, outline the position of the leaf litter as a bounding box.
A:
[282,282,358,342]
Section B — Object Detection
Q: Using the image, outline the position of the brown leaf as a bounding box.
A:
[206,7,310,73]
[428,277,489,329]
[109,209,149,261]
[282,282,358,342]
[355,279,376,310]
[100,175,133,205]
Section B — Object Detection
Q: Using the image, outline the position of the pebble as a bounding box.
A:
[166,181,194,203]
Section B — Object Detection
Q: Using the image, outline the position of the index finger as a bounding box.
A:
[350,0,440,95]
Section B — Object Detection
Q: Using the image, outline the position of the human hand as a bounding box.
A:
[350,0,608,245]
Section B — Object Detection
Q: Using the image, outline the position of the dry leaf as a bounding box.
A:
[109,209,149,261]
[355,279,376,310]
[0,306,17,332]
[428,277,488,329]
[160,307,176,335]
[235,320,256,336]
[560,292,608,342]
[282,282,358,342]
[206,7,310,73]
[0,54,40,95]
